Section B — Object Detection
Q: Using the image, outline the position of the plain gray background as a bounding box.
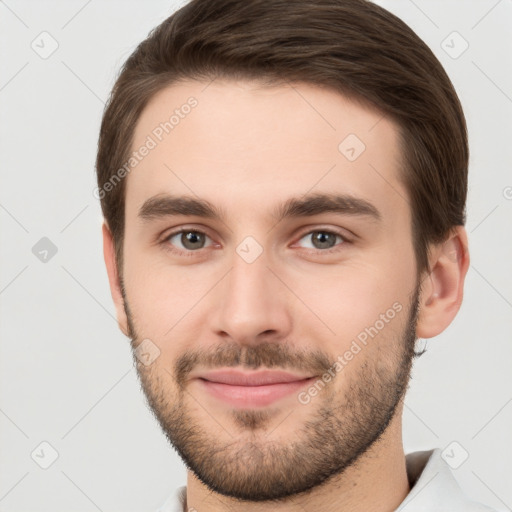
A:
[0,1,511,511]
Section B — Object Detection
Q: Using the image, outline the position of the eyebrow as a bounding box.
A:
[138,192,382,224]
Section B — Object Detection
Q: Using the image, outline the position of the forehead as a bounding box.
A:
[126,78,409,227]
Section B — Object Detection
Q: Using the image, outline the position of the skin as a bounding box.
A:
[103,79,469,511]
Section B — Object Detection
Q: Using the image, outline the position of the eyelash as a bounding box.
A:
[160,227,351,257]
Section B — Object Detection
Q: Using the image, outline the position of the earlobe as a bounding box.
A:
[102,222,130,337]
[416,226,470,339]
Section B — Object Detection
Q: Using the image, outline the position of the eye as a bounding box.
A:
[165,229,214,252]
[296,230,347,251]
[161,227,349,257]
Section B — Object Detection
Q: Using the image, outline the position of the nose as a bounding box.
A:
[210,247,293,345]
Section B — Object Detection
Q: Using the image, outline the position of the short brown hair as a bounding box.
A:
[96,0,468,277]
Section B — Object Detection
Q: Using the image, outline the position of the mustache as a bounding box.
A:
[172,340,333,389]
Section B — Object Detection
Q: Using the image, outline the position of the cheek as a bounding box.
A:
[289,257,411,339]
[122,251,217,341]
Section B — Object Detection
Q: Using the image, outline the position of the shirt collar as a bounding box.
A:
[398,448,493,511]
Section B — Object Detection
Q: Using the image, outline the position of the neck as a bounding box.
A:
[185,408,410,512]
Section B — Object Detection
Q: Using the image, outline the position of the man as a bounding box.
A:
[95,0,496,510]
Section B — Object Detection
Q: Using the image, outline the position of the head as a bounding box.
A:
[97,0,469,503]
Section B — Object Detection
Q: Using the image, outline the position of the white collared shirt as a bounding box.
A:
[155,448,497,511]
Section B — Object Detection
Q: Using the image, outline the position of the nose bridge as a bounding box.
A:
[212,241,292,342]
[229,249,270,303]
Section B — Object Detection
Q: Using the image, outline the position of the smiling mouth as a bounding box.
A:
[194,369,317,407]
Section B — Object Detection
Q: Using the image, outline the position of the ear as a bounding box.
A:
[416,226,470,339]
[102,222,129,337]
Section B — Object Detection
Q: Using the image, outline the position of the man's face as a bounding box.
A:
[118,79,421,501]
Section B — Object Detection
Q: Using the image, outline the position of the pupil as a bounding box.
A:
[313,231,335,249]
[182,231,204,249]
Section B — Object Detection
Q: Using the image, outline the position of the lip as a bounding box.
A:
[194,369,316,407]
